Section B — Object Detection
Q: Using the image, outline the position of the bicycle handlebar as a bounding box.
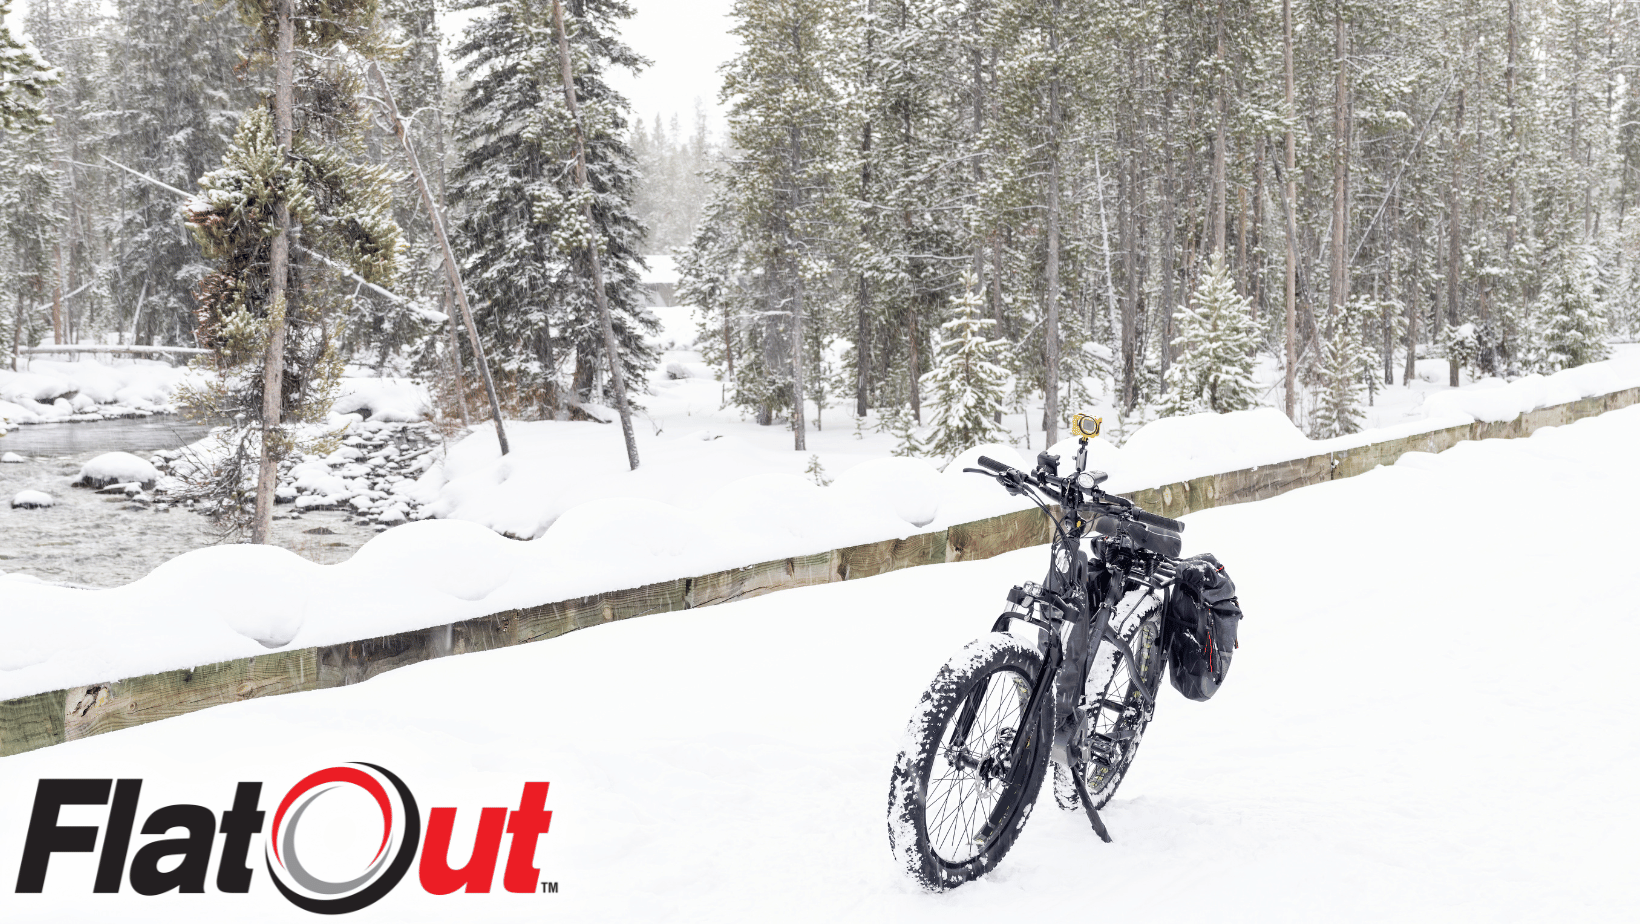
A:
[1130,508,1185,534]
[969,454,1186,537]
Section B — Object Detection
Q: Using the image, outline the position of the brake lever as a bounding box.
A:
[960,466,1027,497]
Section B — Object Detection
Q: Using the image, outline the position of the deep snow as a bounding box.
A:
[1,401,1636,922]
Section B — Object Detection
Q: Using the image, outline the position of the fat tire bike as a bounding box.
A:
[886,420,1189,891]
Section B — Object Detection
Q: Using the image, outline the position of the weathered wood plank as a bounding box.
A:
[606,578,690,622]
[834,531,947,581]
[1210,453,1331,506]
[685,552,834,608]
[948,509,1047,562]
[318,630,440,689]
[0,689,67,757]
[513,596,600,645]
[62,648,317,742]
[1186,474,1221,514]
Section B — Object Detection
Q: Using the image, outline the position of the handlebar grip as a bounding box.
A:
[976,455,1011,474]
[1131,507,1185,534]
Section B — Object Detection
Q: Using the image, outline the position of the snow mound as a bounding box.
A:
[10,490,55,509]
[831,457,944,527]
[75,452,161,489]
[1,452,25,464]
[332,377,431,422]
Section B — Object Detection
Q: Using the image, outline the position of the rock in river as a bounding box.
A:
[11,490,55,509]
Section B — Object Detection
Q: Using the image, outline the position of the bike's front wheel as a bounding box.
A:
[887,633,1051,891]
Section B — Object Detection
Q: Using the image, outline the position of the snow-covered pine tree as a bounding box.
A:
[1307,296,1379,438]
[180,0,402,534]
[1532,245,1609,372]
[1159,258,1257,417]
[0,124,60,364]
[107,0,251,347]
[717,0,849,447]
[924,274,1009,459]
[0,0,56,133]
[450,0,656,416]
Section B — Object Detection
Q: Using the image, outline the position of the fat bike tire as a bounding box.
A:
[1054,586,1166,813]
[887,633,1051,891]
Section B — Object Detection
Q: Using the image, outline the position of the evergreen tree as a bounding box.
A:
[717,0,849,446]
[1159,259,1257,417]
[179,0,402,532]
[450,0,656,415]
[924,274,1009,459]
[1533,246,1609,372]
[107,0,251,346]
[0,0,56,133]
[0,124,60,364]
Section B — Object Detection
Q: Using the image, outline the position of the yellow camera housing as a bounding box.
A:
[1070,413,1102,439]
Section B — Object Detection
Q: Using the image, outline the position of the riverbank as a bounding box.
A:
[0,444,382,589]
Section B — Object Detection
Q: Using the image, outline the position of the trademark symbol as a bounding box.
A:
[540,882,559,894]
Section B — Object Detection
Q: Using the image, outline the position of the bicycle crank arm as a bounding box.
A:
[1070,763,1114,844]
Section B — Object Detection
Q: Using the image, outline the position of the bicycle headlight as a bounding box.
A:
[1070,413,1102,439]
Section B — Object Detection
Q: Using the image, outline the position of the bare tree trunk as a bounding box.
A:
[1043,6,1062,444]
[1329,6,1349,316]
[857,2,875,420]
[1447,84,1465,387]
[1212,0,1228,260]
[1283,0,1298,420]
[792,264,807,450]
[368,61,508,455]
[1160,92,1177,380]
[1121,133,1138,410]
[1506,0,1518,259]
[51,242,63,345]
[251,0,295,545]
[1251,132,1265,318]
[443,288,470,426]
[553,0,638,469]
[908,310,921,424]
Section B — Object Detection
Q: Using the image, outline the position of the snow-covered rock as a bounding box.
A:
[10,490,55,509]
[75,452,161,490]
[1,452,25,464]
[331,377,431,422]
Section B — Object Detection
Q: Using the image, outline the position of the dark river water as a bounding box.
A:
[0,415,221,456]
[1,417,383,588]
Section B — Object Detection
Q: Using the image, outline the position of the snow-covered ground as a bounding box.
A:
[3,402,1636,921]
[410,307,1640,539]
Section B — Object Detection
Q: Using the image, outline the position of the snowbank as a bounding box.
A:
[0,358,197,424]
[0,361,431,428]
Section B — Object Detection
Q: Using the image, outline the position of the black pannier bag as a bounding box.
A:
[1165,553,1242,702]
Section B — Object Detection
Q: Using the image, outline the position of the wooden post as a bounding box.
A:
[366,61,509,456]
[553,0,639,470]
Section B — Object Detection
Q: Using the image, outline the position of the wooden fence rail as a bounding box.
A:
[4,385,1637,757]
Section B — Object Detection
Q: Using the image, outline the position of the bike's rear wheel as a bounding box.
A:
[1054,586,1166,812]
[887,633,1051,891]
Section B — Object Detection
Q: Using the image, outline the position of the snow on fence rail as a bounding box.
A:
[4,384,1638,757]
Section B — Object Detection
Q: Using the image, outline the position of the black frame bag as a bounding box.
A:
[1166,553,1242,701]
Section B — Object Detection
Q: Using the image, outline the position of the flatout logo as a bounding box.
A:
[13,765,553,913]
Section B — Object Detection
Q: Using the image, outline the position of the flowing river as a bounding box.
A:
[1,417,383,588]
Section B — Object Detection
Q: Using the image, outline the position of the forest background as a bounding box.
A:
[3,0,1638,471]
